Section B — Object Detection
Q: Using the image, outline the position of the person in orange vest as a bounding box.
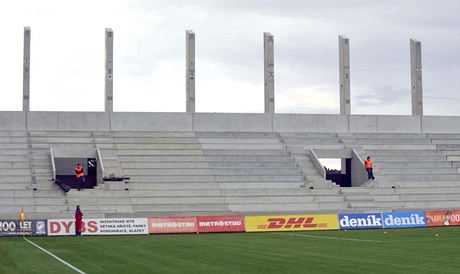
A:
[75,163,85,191]
[364,156,375,180]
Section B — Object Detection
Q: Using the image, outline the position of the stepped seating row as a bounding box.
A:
[1,130,460,219]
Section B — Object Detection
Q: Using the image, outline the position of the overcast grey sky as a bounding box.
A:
[0,0,459,115]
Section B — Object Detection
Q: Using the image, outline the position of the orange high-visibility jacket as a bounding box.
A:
[364,160,373,169]
[75,166,85,178]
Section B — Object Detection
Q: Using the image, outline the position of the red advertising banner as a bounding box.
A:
[148,217,197,234]
[425,210,460,227]
[48,218,149,236]
[196,216,245,233]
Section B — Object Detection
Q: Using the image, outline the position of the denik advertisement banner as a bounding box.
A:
[47,218,149,236]
[196,216,245,233]
[245,214,339,232]
[339,214,383,230]
[382,212,426,228]
[148,217,197,234]
[0,220,47,236]
[425,210,460,227]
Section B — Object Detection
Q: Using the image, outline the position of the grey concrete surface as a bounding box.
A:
[23,27,31,112]
[339,35,351,115]
[105,28,114,112]
[410,38,423,115]
[186,30,195,113]
[264,32,275,113]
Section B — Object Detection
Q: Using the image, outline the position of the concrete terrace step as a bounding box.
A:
[201,144,285,150]
[377,167,458,174]
[129,182,220,190]
[132,204,229,212]
[360,144,436,150]
[129,189,222,197]
[351,133,428,138]
[206,155,293,162]
[375,162,452,168]
[224,196,315,204]
[211,168,301,176]
[219,182,306,189]
[199,138,281,144]
[382,174,460,180]
[118,156,208,162]
[215,175,305,182]
[121,162,211,169]
[357,149,441,155]
[99,143,202,149]
[204,150,289,156]
[131,197,225,205]
[112,137,199,143]
[369,155,446,161]
[209,162,295,168]
[127,175,217,183]
[96,131,196,138]
[123,169,214,176]
[195,132,279,138]
[281,138,341,144]
[116,150,204,156]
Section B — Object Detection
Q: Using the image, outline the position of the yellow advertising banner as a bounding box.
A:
[245,214,339,232]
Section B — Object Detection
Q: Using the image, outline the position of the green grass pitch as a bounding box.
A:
[1,227,459,274]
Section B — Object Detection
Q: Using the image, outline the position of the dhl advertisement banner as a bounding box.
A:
[425,210,460,227]
[245,214,339,232]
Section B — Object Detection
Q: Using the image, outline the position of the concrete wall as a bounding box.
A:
[1,111,460,133]
[351,150,368,187]
[0,112,26,130]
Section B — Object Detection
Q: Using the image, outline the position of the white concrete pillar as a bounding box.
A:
[264,32,275,114]
[105,28,114,112]
[339,35,350,115]
[186,30,195,113]
[23,27,31,112]
[410,38,423,116]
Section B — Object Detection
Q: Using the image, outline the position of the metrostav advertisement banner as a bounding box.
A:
[0,220,47,236]
[47,218,149,236]
[148,216,197,234]
[245,214,339,232]
[196,216,245,233]
[425,210,460,227]
[148,216,246,234]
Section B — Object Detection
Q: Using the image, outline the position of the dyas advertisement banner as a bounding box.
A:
[48,218,149,236]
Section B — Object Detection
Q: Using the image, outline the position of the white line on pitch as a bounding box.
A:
[274,232,383,243]
[24,238,86,274]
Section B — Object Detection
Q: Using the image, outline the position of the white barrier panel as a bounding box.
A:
[47,218,148,236]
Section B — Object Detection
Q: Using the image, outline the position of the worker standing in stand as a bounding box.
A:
[364,156,375,180]
[75,163,85,191]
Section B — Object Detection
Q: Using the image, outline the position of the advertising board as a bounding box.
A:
[382,212,426,228]
[0,220,47,236]
[425,210,460,227]
[47,218,149,236]
[196,216,245,233]
[245,214,338,232]
[338,213,383,230]
[148,217,197,234]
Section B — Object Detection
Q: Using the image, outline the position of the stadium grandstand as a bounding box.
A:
[1,28,460,221]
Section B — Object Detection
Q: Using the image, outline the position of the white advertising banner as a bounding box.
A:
[47,218,149,236]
